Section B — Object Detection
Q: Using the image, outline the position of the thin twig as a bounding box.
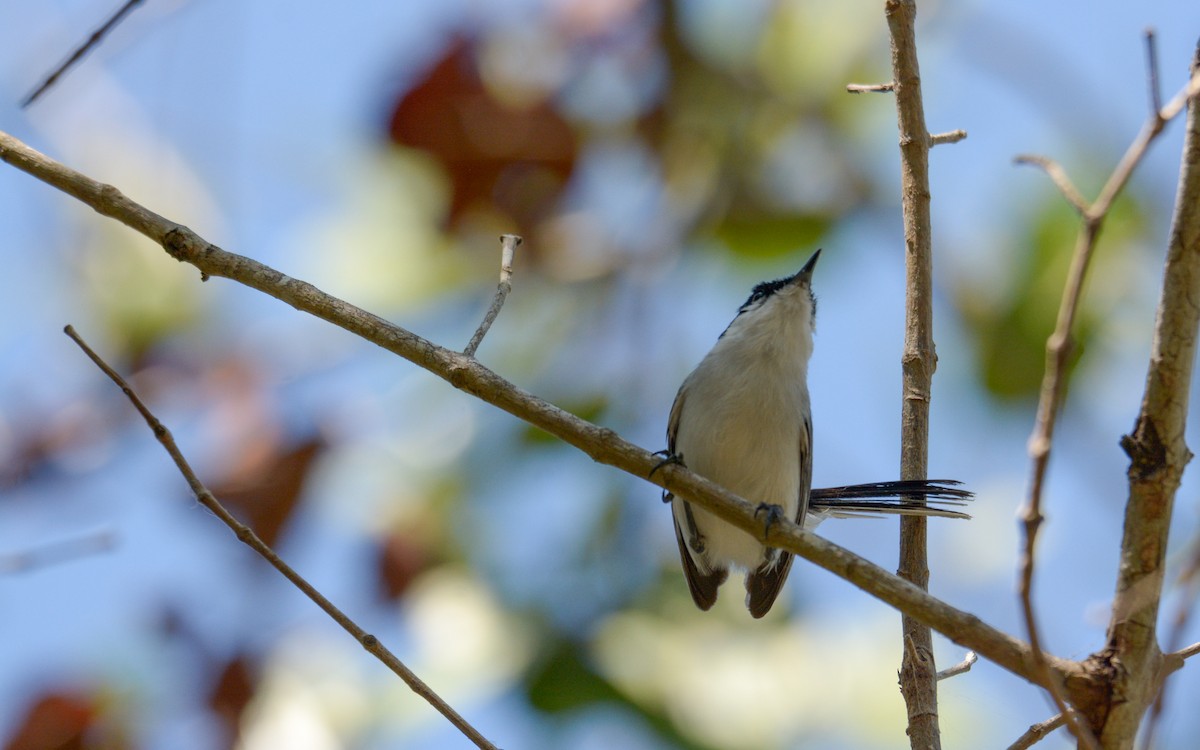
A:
[883,0,947,745]
[1170,641,1200,661]
[930,130,968,146]
[0,128,1087,697]
[1006,713,1068,750]
[846,82,895,93]
[1145,29,1162,117]
[936,651,977,681]
[62,325,500,750]
[1012,155,1090,214]
[0,529,116,574]
[22,0,146,108]
[464,234,520,357]
[1016,42,1200,750]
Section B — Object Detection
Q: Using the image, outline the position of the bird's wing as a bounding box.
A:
[666,384,728,609]
[745,413,811,618]
[673,502,726,610]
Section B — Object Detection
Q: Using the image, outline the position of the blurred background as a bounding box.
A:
[2,0,1200,748]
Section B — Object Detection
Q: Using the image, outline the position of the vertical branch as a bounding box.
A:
[884,1,941,746]
[1107,46,1200,747]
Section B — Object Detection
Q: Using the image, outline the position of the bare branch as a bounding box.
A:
[62,325,501,750]
[883,0,950,744]
[0,127,1088,696]
[1106,46,1200,745]
[22,0,146,108]
[936,651,977,681]
[1013,155,1090,214]
[846,82,895,94]
[464,234,520,357]
[930,130,967,147]
[1171,641,1200,661]
[1006,713,1067,750]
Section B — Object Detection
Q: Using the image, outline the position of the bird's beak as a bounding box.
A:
[795,249,821,284]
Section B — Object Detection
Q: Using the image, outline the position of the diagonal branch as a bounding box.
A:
[23,0,147,108]
[63,325,502,750]
[1006,712,1068,750]
[0,126,1088,698]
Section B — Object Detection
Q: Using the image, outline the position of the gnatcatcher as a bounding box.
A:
[662,250,970,617]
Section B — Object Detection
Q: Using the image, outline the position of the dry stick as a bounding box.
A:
[1013,39,1200,748]
[1006,713,1068,750]
[0,129,1084,698]
[22,0,146,108]
[935,650,976,681]
[61,326,501,750]
[464,234,520,357]
[1106,46,1200,748]
[883,1,962,746]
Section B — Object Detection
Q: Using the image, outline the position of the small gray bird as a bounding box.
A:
[664,250,970,617]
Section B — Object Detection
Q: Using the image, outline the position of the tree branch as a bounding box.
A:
[1106,44,1200,747]
[1006,713,1068,750]
[62,325,502,750]
[935,650,976,681]
[0,126,1088,701]
[884,1,949,745]
[23,0,147,108]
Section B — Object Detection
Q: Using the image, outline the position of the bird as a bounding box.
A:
[662,250,970,617]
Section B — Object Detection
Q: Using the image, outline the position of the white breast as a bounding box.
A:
[671,333,810,570]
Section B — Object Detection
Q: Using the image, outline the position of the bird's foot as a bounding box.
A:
[650,451,685,503]
[754,503,785,541]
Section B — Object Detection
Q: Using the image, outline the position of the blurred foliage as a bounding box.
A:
[526,640,714,750]
[956,189,1147,400]
[4,689,131,750]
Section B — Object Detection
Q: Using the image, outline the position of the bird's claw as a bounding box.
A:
[650,451,685,504]
[754,503,785,541]
[649,450,684,477]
